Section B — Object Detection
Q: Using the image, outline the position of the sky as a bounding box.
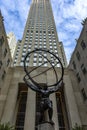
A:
[0,0,87,63]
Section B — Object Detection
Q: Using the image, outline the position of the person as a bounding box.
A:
[39,85,53,123]
[24,75,63,124]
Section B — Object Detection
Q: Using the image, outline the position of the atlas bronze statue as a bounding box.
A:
[23,48,64,125]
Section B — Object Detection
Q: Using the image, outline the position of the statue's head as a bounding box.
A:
[43,84,48,90]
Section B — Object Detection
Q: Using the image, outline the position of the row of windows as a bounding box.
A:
[20,61,48,67]
[20,58,59,67]
[76,73,87,101]
[0,36,8,58]
[73,60,86,73]
[14,45,21,61]
[75,64,86,78]
[26,30,55,34]
[76,40,86,61]
[20,58,59,66]
[25,37,56,41]
[72,39,87,84]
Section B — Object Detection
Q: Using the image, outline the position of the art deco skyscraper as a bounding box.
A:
[13,0,67,67]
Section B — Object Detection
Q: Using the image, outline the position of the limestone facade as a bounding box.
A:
[0,11,11,91]
[0,67,87,130]
[69,18,87,105]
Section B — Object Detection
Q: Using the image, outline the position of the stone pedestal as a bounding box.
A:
[38,122,55,130]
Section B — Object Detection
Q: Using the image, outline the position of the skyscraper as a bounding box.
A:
[1,0,87,130]
[13,0,67,67]
[7,32,17,58]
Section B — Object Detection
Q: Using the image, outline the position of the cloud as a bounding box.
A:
[51,0,87,62]
[0,0,87,62]
[0,0,30,39]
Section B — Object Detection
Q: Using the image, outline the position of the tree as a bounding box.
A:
[0,122,15,130]
[72,123,84,130]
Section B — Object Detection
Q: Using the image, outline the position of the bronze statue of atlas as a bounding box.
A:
[23,48,64,125]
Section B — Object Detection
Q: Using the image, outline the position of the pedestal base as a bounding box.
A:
[38,122,55,130]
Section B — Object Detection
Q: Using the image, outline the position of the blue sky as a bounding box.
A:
[0,0,87,63]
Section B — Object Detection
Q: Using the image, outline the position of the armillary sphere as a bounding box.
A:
[23,48,64,92]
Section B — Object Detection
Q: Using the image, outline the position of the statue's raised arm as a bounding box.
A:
[48,80,64,94]
[24,75,41,93]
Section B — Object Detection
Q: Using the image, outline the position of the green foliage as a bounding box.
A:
[0,122,15,130]
[72,123,84,130]
[81,18,87,25]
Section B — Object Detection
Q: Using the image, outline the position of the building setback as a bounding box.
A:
[0,0,87,130]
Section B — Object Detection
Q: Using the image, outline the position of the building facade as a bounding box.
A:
[13,0,67,67]
[0,67,85,130]
[69,18,87,104]
[0,11,11,91]
[7,32,17,58]
[0,0,87,130]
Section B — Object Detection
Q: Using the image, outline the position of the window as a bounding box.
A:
[35,45,38,48]
[56,93,68,130]
[81,40,86,50]
[7,59,10,67]
[15,86,28,130]
[55,50,57,53]
[4,48,7,57]
[35,93,42,129]
[34,53,37,57]
[24,45,27,48]
[34,57,37,61]
[81,88,87,101]
[14,61,16,65]
[54,42,56,45]
[0,60,3,69]
[23,48,26,52]
[76,73,81,83]
[72,61,76,69]
[76,51,81,61]
[33,62,37,66]
[20,62,24,66]
[26,57,29,62]
[0,36,4,46]
[44,63,47,66]
[21,56,25,61]
[31,30,33,33]
[27,30,29,33]
[2,70,6,80]
[38,62,42,66]
[81,64,86,75]
[50,46,52,48]
[43,31,46,33]
[54,46,57,49]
